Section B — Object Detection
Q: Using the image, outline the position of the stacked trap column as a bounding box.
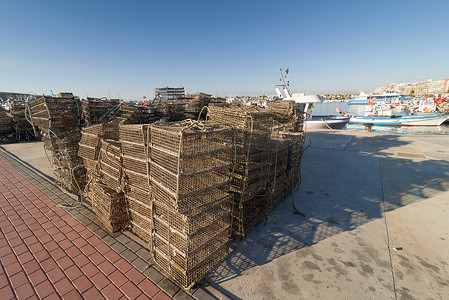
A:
[207,106,274,239]
[119,125,152,243]
[27,96,86,194]
[149,123,233,289]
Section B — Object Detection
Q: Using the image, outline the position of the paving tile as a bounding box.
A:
[192,288,217,300]
[22,259,40,275]
[121,249,138,262]
[144,267,165,284]
[55,255,74,269]
[65,265,83,281]
[0,285,15,299]
[125,268,146,285]
[101,283,124,300]
[46,267,66,283]
[73,275,94,294]
[91,272,111,290]
[110,241,127,254]
[174,289,196,300]
[136,248,152,261]
[72,253,90,268]
[63,288,84,300]
[138,279,161,298]
[40,257,58,272]
[153,291,173,300]
[4,261,23,277]
[158,278,181,297]
[120,280,143,299]
[28,269,47,286]
[104,249,122,263]
[81,262,100,278]
[54,277,75,296]
[34,280,56,299]
[9,271,29,289]
[83,286,106,300]
[98,260,116,276]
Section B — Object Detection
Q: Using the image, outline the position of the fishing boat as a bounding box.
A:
[350,113,449,126]
[275,69,350,130]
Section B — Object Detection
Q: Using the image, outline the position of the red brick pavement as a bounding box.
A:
[0,159,170,299]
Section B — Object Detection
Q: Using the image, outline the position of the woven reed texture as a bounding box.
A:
[28,96,81,130]
[81,98,120,126]
[98,140,122,192]
[0,108,13,142]
[91,183,129,233]
[267,100,304,132]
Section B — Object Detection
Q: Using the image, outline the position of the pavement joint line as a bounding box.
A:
[379,157,398,300]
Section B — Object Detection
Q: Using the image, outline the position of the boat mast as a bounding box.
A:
[278,68,292,98]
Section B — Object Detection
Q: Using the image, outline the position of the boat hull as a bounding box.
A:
[305,116,350,130]
[350,113,449,126]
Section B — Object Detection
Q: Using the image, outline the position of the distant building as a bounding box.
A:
[375,78,449,96]
[154,87,186,102]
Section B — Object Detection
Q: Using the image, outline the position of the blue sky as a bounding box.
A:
[1,0,448,100]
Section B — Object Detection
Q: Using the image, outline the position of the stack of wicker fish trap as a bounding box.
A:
[266,139,289,211]
[268,100,304,132]
[91,183,128,233]
[154,102,186,121]
[27,96,86,194]
[81,98,120,126]
[90,139,129,232]
[207,105,274,238]
[103,104,149,140]
[0,107,13,143]
[77,124,104,172]
[10,101,35,141]
[119,124,151,242]
[149,122,233,289]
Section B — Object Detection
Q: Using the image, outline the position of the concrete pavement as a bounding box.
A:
[2,129,449,299]
[209,130,449,299]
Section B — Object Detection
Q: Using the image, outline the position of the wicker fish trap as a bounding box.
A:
[207,105,274,131]
[150,124,233,157]
[151,184,229,215]
[119,124,149,144]
[150,163,229,198]
[153,237,229,289]
[126,185,150,206]
[125,169,150,191]
[153,228,229,271]
[82,123,104,136]
[130,220,152,243]
[153,214,230,255]
[153,195,231,236]
[78,144,99,161]
[151,145,230,175]
[120,141,147,159]
[28,96,81,129]
[122,155,148,175]
[128,197,152,219]
[79,132,99,148]
[91,183,128,233]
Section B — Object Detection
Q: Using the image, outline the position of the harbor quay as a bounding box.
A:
[1,129,449,299]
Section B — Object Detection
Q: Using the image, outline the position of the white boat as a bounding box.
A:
[348,91,412,105]
[349,100,449,126]
[350,113,449,126]
[275,69,350,130]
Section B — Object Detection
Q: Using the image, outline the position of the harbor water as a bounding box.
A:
[313,101,449,135]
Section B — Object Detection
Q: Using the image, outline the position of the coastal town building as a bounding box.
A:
[375,78,449,96]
